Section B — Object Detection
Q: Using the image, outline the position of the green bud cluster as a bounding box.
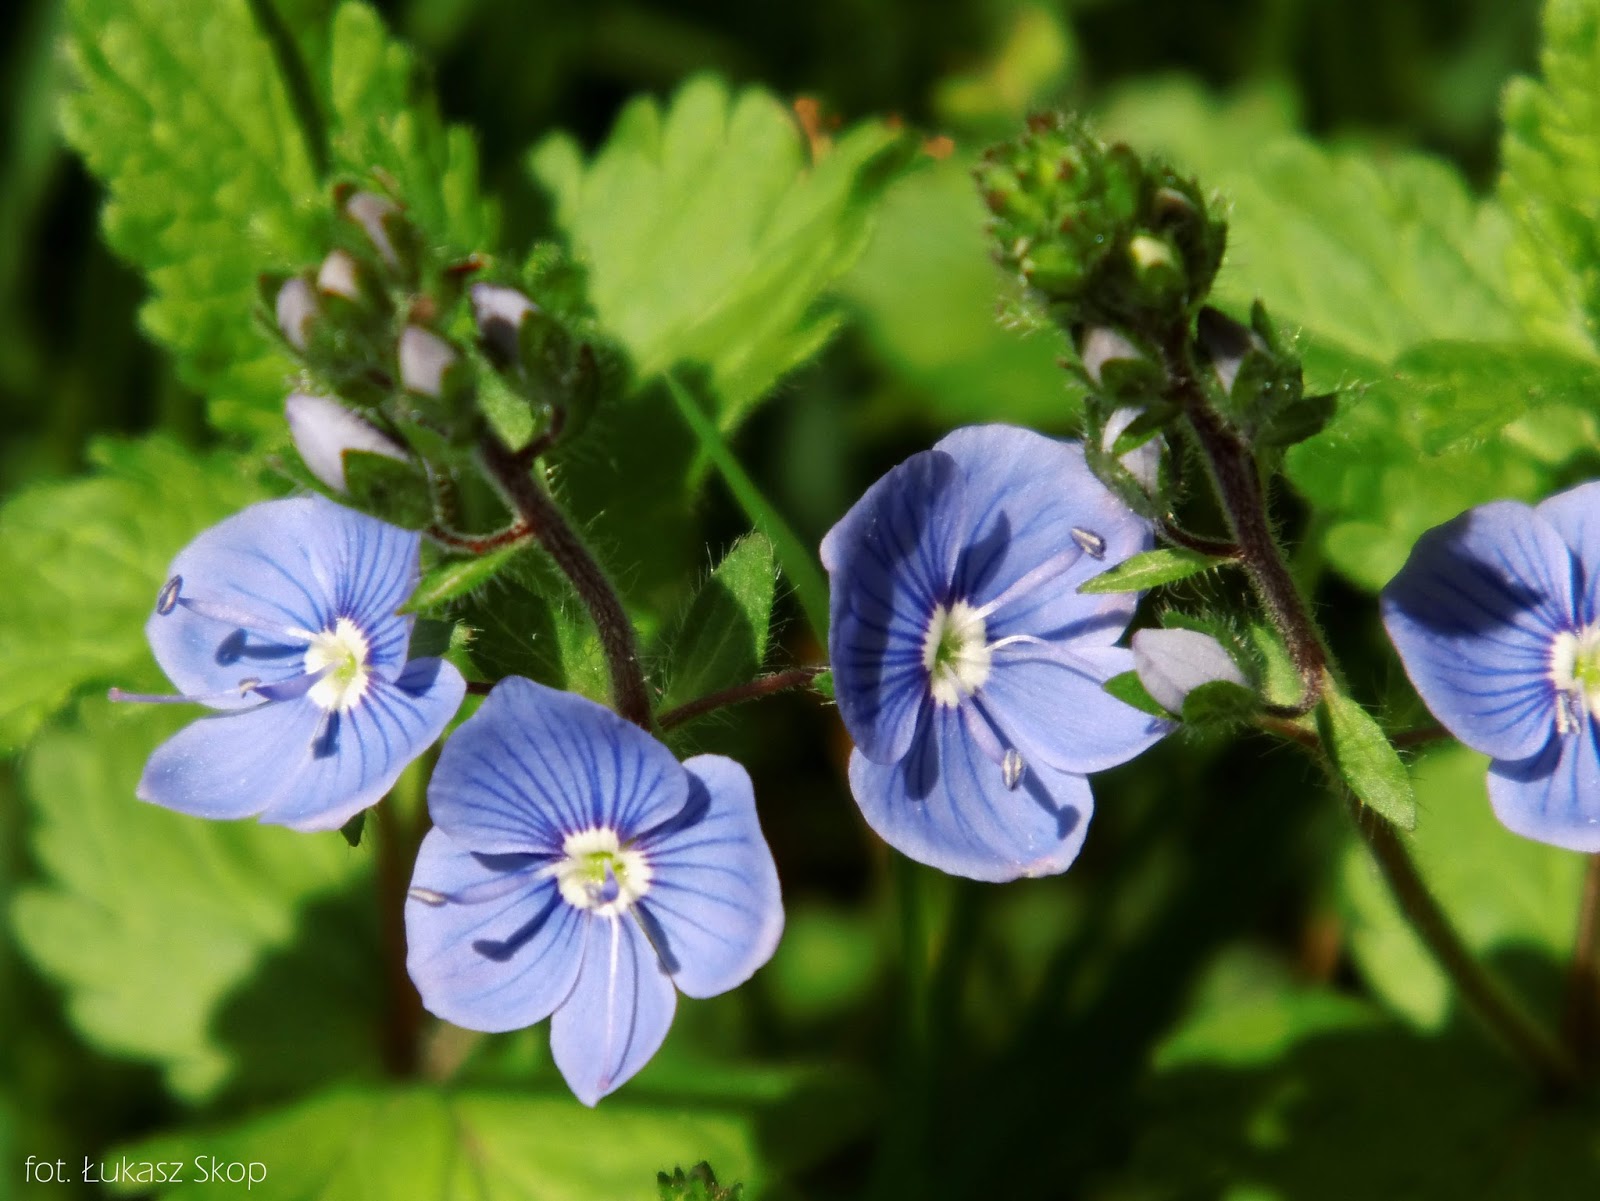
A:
[975,113,1226,333]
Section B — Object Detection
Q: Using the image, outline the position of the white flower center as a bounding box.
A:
[303,617,372,712]
[923,600,993,706]
[1551,624,1600,734]
[554,828,652,917]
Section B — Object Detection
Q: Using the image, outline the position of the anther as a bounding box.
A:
[1071,527,1106,558]
[408,888,448,907]
[1002,748,1025,790]
[156,575,182,616]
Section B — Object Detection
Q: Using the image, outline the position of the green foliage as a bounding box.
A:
[10,698,368,1099]
[658,1161,744,1201]
[1103,670,1172,719]
[0,436,269,752]
[1501,0,1600,354]
[1316,687,1416,830]
[1077,546,1227,594]
[106,1086,762,1199]
[1180,679,1259,729]
[1341,744,1587,1030]
[658,535,776,716]
[60,0,495,441]
[404,543,526,612]
[529,74,910,428]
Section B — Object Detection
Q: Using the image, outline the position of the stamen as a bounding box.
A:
[176,595,307,641]
[108,676,274,706]
[408,888,448,906]
[971,548,1083,622]
[1071,527,1106,558]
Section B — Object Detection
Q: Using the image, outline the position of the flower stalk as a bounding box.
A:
[477,432,653,729]
[657,667,825,731]
[1563,853,1600,1077]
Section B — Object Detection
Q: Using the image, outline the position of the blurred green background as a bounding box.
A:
[8,0,1598,1198]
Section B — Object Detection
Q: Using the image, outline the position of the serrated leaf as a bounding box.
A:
[530,74,911,427]
[0,436,270,751]
[107,1086,764,1200]
[1341,744,1588,1030]
[1317,687,1416,830]
[9,699,368,1099]
[1077,546,1226,594]
[1500,0,1600,354]
[403,544,524,613]
[62,0,495,441]
[1103,670,1172,718]
[659,535,777,714]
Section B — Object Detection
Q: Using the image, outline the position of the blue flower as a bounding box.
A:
[821,423,1170,882]
[119,495,465,830]
[405,677,783,1106]
[1382,483,1600,850]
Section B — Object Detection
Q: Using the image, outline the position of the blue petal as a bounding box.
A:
[146,496,421,701]
[137,698,324,820]
[980,643,1170,773]
[822,450,966,764]
[550,914,678,1106]
[427,677,688,854]
[405,829,586,1032]
[1381,501,1573,761]
[259,657,467,831]
[935,425,1152,646]
[1536,480,1600,625]
[847,703,1095,882]
[1489,727,1600,851]
[635,756,784,999]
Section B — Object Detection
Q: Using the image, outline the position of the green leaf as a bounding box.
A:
[530,74,911,427]
[659,535,777,715]
[1341,744,1588,1030]
[0,436,269,752]
[1500,0,1600,354]
[62,0,494,441]
[1077,546,1227,594]
[107,1086,765,1200]
[1180,679,1259,728]
[403,544,525,613]
[1102,670,1172,719]
[1316,687,1416,830]
[9,698,368,1099]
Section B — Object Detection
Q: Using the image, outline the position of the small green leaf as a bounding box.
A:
[811,669,835,701]
[1077,546,1227,594]
[341,450,433,530]
[402,545,525,613]
[338,812,366,848]
[1103,670,1173,718]
[659,535,777,714]
[1317,687,1416,830]
[1180,679,1258,727]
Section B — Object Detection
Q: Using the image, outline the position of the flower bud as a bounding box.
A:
[398,326,459,398]
[1102,406,1162,496]
[1196,305,1266,398]
[317,249,362,301]
[470,283,538,367]
[345,191,401,268]
[1131,628,1247,716]
[285,393,408,493]
[275,277,318,352]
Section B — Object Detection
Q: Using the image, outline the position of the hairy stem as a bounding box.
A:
[1350,794,1578,1092]
[1563,854,1600,1076]
[657,667,825,731]
[425,518,533,555]
[477,433,652,728]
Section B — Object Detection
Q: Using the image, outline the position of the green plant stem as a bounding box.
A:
[663,373,830,642]
[1563,853,1600,1076]
[1350,794,1579,1092]
[374,795,425,1078]
[657,667,825,731]
[478,433,652,728]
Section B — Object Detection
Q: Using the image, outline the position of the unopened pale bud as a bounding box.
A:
[285,393,407,493]
[1079,327,1142,388]
[1102,406,1161,495]
[398,326,458,397]
[1132,628,1247,715]
[345,191,401,268]
[1196,306,1266,398]
[317,249,362,301]
[470,283,538,366]
[275,277,318,352]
